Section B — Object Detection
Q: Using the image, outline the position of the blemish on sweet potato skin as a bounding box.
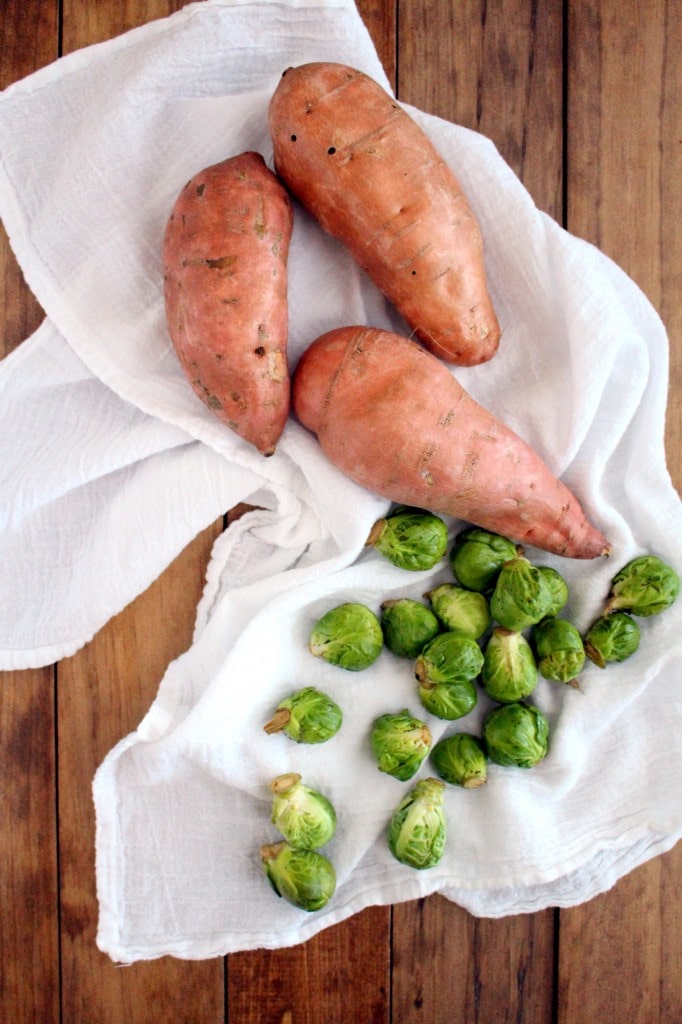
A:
[163,152,293,455]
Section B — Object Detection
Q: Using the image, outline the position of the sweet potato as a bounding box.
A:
[292,326,611,559]
[163,152,293,456]
[269,62,500,367]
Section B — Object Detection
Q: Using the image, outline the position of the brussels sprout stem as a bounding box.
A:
[260,840,287,862]
[270,772,301,793]
[365,518,387,547]
[263,708,292,734]
[584,641,606,669]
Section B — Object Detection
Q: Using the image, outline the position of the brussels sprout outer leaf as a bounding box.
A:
[584,612,641,667]
[483,702,549,769]
[481,627,538,703]
[604,555,680,617]
[260,841,336,911]
[426,584,491,639]
[370,710,432,780]
[489,557,554,631]
[309,602,383,670]
[449,527,520,592]
[539,567,569,617]
[387,778,447,869]
[418,678,478,720]
[367,509,449,571]
[414,630,484,687]
[270,774,337,849]
[381,599,441,658]
[431,733,487,787]
[531,617,585,683]
[264,686,342,743]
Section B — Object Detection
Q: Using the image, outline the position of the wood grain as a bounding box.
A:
[397,0,564,220]
[0,2,680,1023]
[391,896,554,1023]
[227,906,391,1024]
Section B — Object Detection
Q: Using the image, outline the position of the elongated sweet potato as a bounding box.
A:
[269,62,500,367]
[293,326,611,559]
[163,152,293,456]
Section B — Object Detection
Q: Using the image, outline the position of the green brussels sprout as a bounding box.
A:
[418,677,478,720]
[604,555,680,617]
[309,602,383,671]
[264,686,342,744]
[426,583,491,640]
[481,627,538,703]
[366,508,449,571]
[531,617,585,685]
[415,630,484,687]
[539,567,569,617]
[270,773,337,849]
[449,527,520,592]
[483,702,549,769]
[260,841,336,911]
[387,778,447,870]
[370,709,432,781]
[489,556,554,631]
[430,733,488,788]
[381,599,441,658]
[584,612,641,668]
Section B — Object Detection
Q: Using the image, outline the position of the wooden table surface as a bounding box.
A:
[1,2,680,1022]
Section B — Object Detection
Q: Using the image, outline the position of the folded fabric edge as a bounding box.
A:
[93,800,682,963]
[0,633,98,672]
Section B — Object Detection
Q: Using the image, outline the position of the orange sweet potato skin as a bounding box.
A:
[293,326,611,559]
[163,152,293,456]
[269,62,500,367]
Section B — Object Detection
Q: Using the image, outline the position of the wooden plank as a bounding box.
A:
[224,6,396,1021]
[227,906,391,1024]
[0,669,60,1024]
[0,0,57,354]
[391,4,562,1019]
[57,524,225,1024]
[397,0,564,220]
[392,896,554,1024]
[558,1,681,1022]
[0,5,60,1024]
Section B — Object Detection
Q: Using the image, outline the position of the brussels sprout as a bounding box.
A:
[264,686,342,744]
[483,702,549,769]
[481,627,538,703]
[387,778,447,870]
[539,567,569,617]
[430,733,488,788]
[381,599,441,658]
[309,602,383,671]
[270,773,337,849]
[426,583,491,640]
[449,527,520,592]
[418,677,478,720]
[531,617,585,685]
[415,630,484,687]
[260,841,336,911]
[370,709,432,781]
[366,508,449,571]
[604,555,680,617]
[489,556,554,631]
[584,612,641,668]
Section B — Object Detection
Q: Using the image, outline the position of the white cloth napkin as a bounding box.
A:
[1,0,680,962]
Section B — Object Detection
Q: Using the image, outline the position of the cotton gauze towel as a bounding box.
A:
[0,0,680,963]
